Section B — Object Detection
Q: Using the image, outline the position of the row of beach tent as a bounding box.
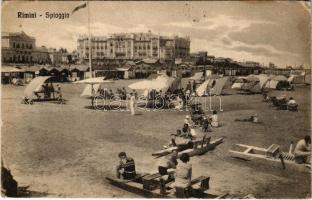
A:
[231,74,292,93]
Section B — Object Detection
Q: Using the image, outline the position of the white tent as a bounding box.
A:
[212,77,229,95]
[73,77,114,97]
[231,76,247,89]
[257,74,269,88]
[264,75,288,89]
[196,79,212,96]
[288,75,305,84]
[23,76,52,99]
[81,84,101,97]
[189,72,203,81]
[196,77,229,96]
[128,74,175,94]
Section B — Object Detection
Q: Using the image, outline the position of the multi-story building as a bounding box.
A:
[1,31,35,63]
[77,31,190,61]
[245,61,260,68]
[32,46,50,64]
[48,48,62,64]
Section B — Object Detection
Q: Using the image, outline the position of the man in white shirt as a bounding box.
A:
[174,153,192,197]
[287,97,296,105]
[287,97,298,111]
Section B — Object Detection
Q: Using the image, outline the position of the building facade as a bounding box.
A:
[77,31,190,61]
[32,46,50,64]
[1,31,35,63]
[48,48,62,64]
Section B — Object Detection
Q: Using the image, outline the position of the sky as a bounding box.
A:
[2,1,311,68]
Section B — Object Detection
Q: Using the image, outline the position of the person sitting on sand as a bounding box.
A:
[190,104,205,125]
[182,124,192,138]
[166,130,182,148]
[202,116,211,132]
[56,84,62,100]
[287,97,298,111]
[294,136,311,164]
[116,152,136,180]
[184,115,192,126]
[262,92,270,102]
[209,110,220,128]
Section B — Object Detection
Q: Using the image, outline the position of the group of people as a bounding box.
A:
[98,87,138,101]
[263,92,298,111]
[185,80,198,98]
[116,151,193,196]
[34,83,61,100]
[189,104,220,130]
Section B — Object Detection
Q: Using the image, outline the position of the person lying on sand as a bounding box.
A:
[234,114,260,124]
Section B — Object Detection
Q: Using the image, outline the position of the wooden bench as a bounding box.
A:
[280,152,295,161]
[266,144,280,158]
[175,176,210,198]
[142,173,166,190]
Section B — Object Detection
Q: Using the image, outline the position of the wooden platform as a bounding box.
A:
[106,173,230,198]
[229,143,311,173]
[152,137,224,158]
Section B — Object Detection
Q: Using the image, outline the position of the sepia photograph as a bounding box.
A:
[1,1,311,198]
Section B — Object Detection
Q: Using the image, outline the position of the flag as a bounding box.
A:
[72,2,87,14]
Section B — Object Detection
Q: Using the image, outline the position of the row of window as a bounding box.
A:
[3,55,33,62]
[12,42,33,49]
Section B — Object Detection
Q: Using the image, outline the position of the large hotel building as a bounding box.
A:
[77,31,190,61]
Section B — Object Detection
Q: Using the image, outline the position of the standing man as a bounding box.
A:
[56,84,62,100]
[129,92,136,115]
[122,87,127,100]
[116,152,136,180]
[192,80,197,96]
[294,136,311,164]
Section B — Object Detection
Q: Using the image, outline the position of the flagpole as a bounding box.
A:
[87,1,92,78]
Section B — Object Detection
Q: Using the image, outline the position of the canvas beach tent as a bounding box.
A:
[248,74,269,93]
[231,77,245,90]
[211,77,229,95]
[196,77,229,96]
[128,74,175,95]
[240,76,259,91]
[23,76,52,99]
[81,84,101,97]
[288,74,305,84]
[189,72,204,83]
[264,75,288,89]
[168,76,182,92]
[257,74,269,89]
[73,77,114,97]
